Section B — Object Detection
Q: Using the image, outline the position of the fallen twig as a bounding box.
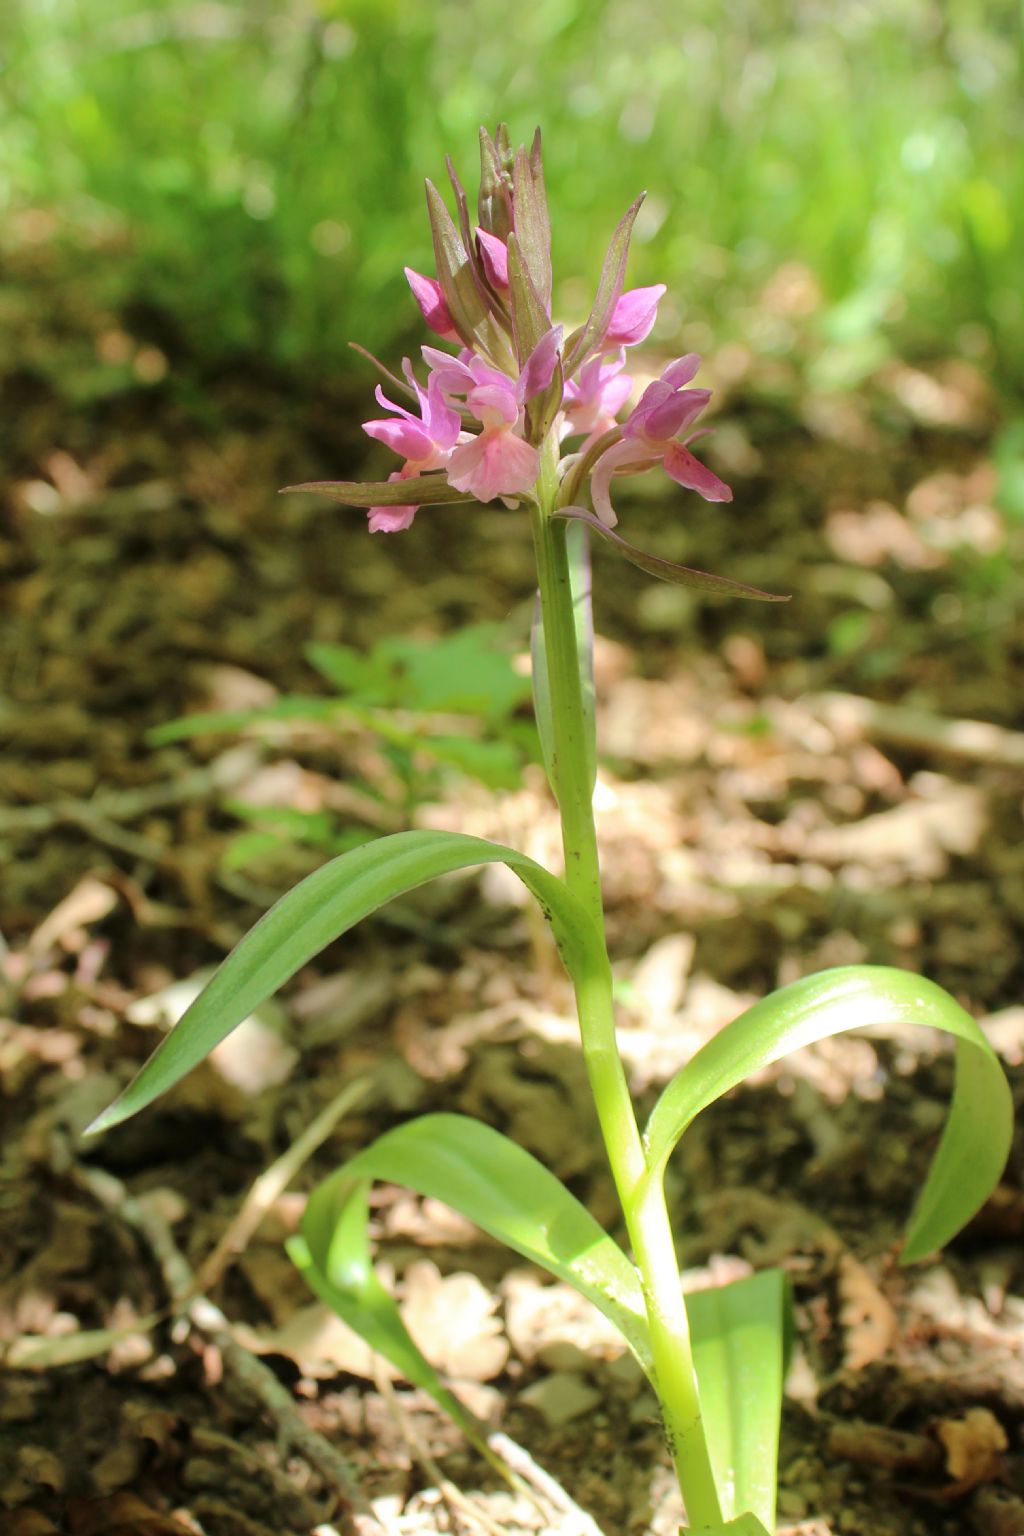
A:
[807,692,1024,770]
[77,1161,391,1536]
[192,1076,373,1296]
[488,1432,607,1536]
[0,745,260,836]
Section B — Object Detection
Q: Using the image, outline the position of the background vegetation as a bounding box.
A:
[2,0,1021,390]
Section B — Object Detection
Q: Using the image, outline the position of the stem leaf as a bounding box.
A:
[531,520,596,799]
[645,965,1013,1262]
[686,1269,789,1529]
[86,830,604,1134]
[298,1112,653,1374]
[553,507,789,602]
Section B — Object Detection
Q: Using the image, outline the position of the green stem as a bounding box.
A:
[529,449,722,1528]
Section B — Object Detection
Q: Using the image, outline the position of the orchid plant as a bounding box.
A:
[88,128,1013,1534]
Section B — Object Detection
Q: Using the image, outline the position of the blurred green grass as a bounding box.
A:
[1,0,1020,384]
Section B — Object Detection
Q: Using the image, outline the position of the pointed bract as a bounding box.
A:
[554,507,788,600]
[563,194,646,377]
[478,126,514,241]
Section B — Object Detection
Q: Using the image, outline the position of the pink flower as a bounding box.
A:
[366,475,421,534]
[445,429,540,504]
[563,349,633,444]
[362,361,462,532]
[589,354,732,527]
[405,267,459,343]
[603,284,667,348]
[476,227,509,289]
[425,327,563,503]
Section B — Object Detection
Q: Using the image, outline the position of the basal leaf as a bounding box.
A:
[287,1183,492,1454]
[680,1517,771,1536]
[686,1269,789,1529]
[86,831,604,1134]
[644,965,1012,1263]
[553,507,789,602]
[300,1113,653,1372]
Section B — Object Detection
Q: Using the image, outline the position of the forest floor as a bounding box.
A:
[2,248,1024,1536]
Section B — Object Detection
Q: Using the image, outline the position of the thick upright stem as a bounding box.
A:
[529,453,722,1528]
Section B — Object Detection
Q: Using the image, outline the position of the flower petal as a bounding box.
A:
[661,439,733,502]
[604,283,667,347]
[517,325,563,403]
[362,416,436,461]
[404,268,459,342]
[368,501,420,532]
[588,437,658,528]
[662,353,702,388]
[447,428,539,503]
[476,226,510,288]
[641,387,712,442]
[368,472,421,532]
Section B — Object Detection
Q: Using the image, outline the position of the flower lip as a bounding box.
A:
[446,427,539,503]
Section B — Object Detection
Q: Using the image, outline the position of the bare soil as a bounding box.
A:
[2,252,1023,1536]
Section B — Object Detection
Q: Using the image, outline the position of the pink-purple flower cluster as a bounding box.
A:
[289,127,733,547]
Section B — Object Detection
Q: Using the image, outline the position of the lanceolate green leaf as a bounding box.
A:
[686,1269,789,1529]
[287,1185,490,1454]
[680,1517,771,1536]
[644,965,1012,1262]
[86,831,604,1135]
[301,1113,653,1372]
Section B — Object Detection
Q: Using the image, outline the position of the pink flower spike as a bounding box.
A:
[476,227,509,289]
[662,352,701,388]
[447,427,540,503]
[603,284,667,347]
[405,267,459,342]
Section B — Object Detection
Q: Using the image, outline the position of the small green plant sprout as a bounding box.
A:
[148,624,537,872]
[87,127,1013,1534]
